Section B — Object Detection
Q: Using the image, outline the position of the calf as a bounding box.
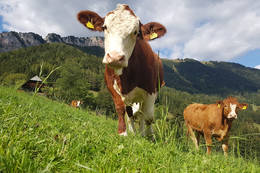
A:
[183,97,248,155]
[70,100,83,108]
[77,4,166,136]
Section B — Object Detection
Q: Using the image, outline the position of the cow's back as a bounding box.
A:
[184,103,220,131]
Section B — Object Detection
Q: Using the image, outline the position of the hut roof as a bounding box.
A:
[30,75,42,82]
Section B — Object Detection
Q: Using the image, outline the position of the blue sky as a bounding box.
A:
[0,16,6,32]
[232,50,260,68]
[0,0,260,69]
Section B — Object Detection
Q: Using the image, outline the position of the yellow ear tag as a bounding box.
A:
[242,106,247,110]
[150,32,158,40]
[86,21,94,29]
[217,104,221,108]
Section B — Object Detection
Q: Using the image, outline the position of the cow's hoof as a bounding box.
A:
[119,131,127,136]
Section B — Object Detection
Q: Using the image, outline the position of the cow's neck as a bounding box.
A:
[118,39,156,95]
[221,108,233,131]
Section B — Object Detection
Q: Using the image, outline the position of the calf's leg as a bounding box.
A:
[204,132,212,154]
[187,124,199,150]
[222,137,229,156]
[195,131,201,148]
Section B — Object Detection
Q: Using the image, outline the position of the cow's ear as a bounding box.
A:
[216,101,223,108]
[238,103,248,110]
[77,10,104,32]
[141,22,167,41]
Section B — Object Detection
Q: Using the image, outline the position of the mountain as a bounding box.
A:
[45,33,104,47]
[0,31,45,52]
[163,58,260,94]
[0,31,104,53]
[1,31,260,95]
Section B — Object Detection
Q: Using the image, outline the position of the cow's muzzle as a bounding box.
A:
[103,52,125,68]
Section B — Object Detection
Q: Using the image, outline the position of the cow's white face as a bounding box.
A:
[218,97,248,120]
[227,103,237,119]
[102,5,140,69]
[77,4,167,73]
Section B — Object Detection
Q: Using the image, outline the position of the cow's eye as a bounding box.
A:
[134,30,137,35]
[224,105,228,109]
[103,25,107,30]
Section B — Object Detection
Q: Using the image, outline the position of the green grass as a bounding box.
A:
[0,86,259,172]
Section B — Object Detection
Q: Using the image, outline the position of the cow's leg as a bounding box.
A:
[126,106,136,134]
[117,105,127,136]
[141,93,156,137]
[204,132,212,154]
[222,136,229,156]
[139,115,145,136]
[140,93,156,136]
[187,124,199,150]
[112,97,127,136]
[195,131,201,148]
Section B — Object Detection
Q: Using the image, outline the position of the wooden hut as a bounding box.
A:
[21,75,45,92]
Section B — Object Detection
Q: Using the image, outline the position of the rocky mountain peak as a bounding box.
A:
[0,31,45,52]
[0,31,104,52]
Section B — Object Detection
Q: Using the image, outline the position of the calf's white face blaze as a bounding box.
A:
[227,103,237,119]
[103,4,140,69]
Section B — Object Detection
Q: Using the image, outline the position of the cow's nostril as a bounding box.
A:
[119,56,125,62]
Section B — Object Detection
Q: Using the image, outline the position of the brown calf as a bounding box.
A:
[70,100,83,108]
[183,97,248,155]
[77,4,166,136]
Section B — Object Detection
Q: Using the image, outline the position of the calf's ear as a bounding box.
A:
[216,101,223,108]
[141,22,167,41]
[77,11,104,32]
[238,103,248,110]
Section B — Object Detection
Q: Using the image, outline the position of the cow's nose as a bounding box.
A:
[104,52,125,65]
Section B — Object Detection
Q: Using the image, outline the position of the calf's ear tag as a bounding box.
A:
[217,104,221,108]
[150,32,158,40]
[242,106,247,110]
[86,21,94,29]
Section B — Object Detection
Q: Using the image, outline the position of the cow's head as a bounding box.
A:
[217,97,248,119]
[77,4,166,70]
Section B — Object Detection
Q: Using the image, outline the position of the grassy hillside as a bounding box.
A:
[0,86,259,172]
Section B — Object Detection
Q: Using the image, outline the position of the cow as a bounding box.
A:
[70,100,83,108]
[183,97,248,155]
[77,4,166,136]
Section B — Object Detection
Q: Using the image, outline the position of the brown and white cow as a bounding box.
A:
[70,100,83,108]
[77,4,166,136]
[183,97,248,155]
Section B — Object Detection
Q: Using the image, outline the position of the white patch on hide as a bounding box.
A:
[119,131,127,136]
[76,101,81,107]
[113,80,125,101]
[132,102,140,115]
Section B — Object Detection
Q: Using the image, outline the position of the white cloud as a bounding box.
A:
[1,0,260,63]
[255,65,260,69]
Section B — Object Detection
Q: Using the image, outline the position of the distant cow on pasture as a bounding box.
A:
[77,4,166,136]
[183,97,248,155]
[70,100,83,108]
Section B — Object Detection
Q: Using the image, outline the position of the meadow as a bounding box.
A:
[0,86,259,172]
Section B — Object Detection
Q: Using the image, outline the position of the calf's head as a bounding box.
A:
[217,97,248,119]
[77,4,166,70]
